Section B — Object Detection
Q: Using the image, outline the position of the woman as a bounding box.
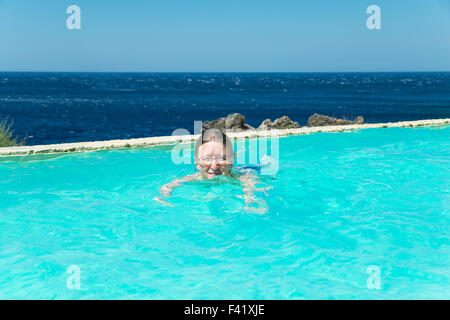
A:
[154,128,271,211]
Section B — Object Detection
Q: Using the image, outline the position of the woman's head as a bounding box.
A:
[194,129,234,179]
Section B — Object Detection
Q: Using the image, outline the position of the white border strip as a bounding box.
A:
[1,118,449,157]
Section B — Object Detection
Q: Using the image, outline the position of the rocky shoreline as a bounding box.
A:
[202,113,363,132]
[0,117,448,157]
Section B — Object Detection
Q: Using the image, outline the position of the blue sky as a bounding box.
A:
[0,0,449,72]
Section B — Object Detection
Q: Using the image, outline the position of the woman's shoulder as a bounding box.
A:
[184,173,203,181]
[228,170,241,178]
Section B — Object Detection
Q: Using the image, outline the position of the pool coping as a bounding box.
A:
[1,118,449,157]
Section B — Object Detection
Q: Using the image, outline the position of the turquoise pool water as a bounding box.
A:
[0,126,449,299]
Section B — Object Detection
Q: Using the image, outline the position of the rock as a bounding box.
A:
[257,119,273,131]
[355,116,364,124]
[202,117,226,131]
[202,113,255,132]
[203,113,301,132]
[257,116,300,130]
[307,113,364,127]
[272,116,300,129]
[225,113,245,129]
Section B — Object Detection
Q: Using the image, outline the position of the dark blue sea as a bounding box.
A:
[0,72,449,145]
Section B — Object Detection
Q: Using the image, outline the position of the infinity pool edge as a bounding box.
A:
[1,118,449,157]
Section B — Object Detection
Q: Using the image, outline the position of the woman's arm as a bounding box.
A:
[153,173,200,207]
[237,173,273,214]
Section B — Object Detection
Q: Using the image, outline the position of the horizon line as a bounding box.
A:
[1,70,449,74]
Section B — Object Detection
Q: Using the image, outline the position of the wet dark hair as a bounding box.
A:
[194,129,234,163]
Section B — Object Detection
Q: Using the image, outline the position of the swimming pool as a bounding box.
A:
[0,126,449,299]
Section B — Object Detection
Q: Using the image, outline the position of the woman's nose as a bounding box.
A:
[210,159,218,169]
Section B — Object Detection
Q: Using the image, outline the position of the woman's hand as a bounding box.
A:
[154,174,199,207]
[153,196,175,207]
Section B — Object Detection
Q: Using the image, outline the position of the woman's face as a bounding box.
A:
[196,141,233,179]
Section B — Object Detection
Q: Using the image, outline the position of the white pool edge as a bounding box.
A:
[1,118,449,157]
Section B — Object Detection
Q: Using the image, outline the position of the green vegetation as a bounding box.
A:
[0,118,26,147]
